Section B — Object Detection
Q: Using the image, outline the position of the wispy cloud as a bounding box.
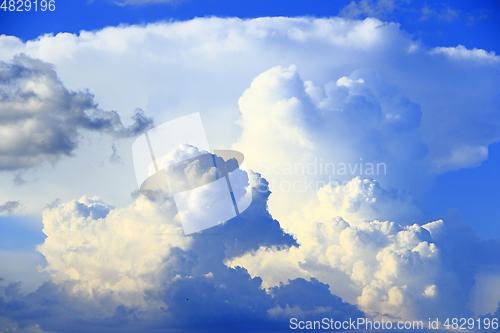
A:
[430,45,500,63]
[466,10,489,26]
[109,143,123,164]
[339,0,463,23]
[112,0,183,5]
[438,5,460,22]
[339,0,400,19]
[12,172,27,186]
[0,201,22,214]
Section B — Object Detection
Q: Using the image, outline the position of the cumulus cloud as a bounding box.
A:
[0,157,363,332]
[233,64,428,223]
[36,152,295,298]
[38,195,183,299]
[230,177,500,322]
[0,54,153,171]
[227,54,499,324]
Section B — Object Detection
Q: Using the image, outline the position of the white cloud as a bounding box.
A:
[38,195,189,306]
[35,153,294,308]
[233,64,428,224]
[430,45,500,63]
[229,177,490,322]
[433,144,489,171]
[1,160,364,332]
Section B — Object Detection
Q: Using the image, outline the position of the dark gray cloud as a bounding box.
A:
[0,275,363,333]
[270,277,364,315]
[0,201,21,214]
[0,54,154,171]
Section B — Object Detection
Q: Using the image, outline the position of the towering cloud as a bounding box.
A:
[0,16,499,332]
[0,155,362,332]
[233,65,429,222]
[229,177,487,321]
[229,63,500,322]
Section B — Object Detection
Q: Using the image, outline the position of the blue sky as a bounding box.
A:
[1,0,500,332]
[424,141,500,238]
